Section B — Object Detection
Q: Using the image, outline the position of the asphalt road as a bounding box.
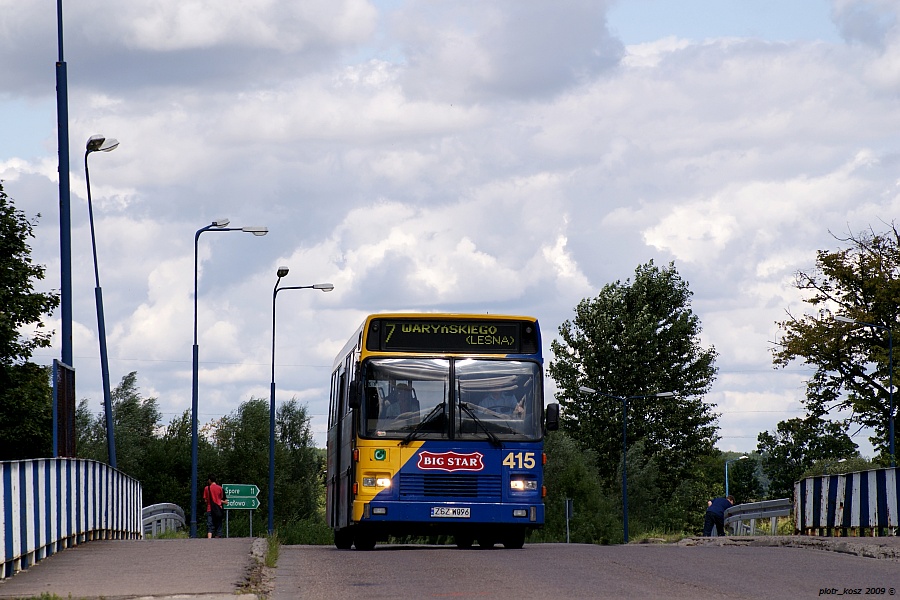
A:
[275,542,900,600]
[1,537,899,599]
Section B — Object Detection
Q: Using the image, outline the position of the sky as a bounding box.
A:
[2,0,899,457]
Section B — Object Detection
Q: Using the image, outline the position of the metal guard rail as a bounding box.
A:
[725,498,792,535]
[142,503,186,537]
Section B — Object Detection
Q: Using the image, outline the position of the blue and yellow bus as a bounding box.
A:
[326,313,559,550]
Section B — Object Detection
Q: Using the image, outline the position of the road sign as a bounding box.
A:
[225,496,260,510]
[223,483,259,511]
[223,484,259,497]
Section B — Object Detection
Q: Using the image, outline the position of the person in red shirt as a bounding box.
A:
[203,475,227,538]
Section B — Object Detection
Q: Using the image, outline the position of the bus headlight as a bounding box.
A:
[364,475,392,488]
[510,479,538,491]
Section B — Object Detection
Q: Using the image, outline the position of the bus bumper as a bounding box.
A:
[357,500,544,524]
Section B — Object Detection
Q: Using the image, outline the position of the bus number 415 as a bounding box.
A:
[503,452,536,469]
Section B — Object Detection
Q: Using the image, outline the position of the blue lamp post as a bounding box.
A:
[579,386,676,543]
[724,455,747,497]
[189,219,268,538]
[835,315,895,467]
[84,134,119,468]
[268,267,334,534]
[56,0,72,369]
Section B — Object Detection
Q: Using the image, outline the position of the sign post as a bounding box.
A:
[222,484,260,537]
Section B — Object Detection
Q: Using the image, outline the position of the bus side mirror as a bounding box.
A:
[348,380,360,409]
[545,403,559,431]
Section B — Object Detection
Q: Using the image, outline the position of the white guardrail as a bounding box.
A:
[1,458,142,579]
[724,498,793,535]
[142,503,186,537]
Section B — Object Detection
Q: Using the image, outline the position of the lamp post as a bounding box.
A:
[56,0,72,368]
[84,135,119,468]
[724,455,748,497]
[189,219,268,538]
[268,267,334,534]
[835,315,895,467]
[578,386,676,543]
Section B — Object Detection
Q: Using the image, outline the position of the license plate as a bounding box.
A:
[431,506,470,518]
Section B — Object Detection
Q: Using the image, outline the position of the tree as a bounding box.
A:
[773,225,900,462]
[725,454,764,504]
[213,397,321,531]
[756,417,858,499]
[275,399,322,522]
[0,181,60,460]
[76,372,162,484]
[536,430,619,544]
[548,260,720,494]
[0,181,59,365]
[0,363,53,459]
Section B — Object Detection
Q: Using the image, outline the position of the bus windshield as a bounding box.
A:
[361,358,542,441]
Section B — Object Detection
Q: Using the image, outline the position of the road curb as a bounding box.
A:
[679,535,900,562]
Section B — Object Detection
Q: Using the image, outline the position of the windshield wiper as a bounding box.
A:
[400,403,446,446]
[458,402,501,447]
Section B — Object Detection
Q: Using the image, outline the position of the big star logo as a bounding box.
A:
[416,451,485,472]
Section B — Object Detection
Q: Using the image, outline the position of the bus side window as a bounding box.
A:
[328,371,338,428]
[365,386,381,418]
[338,371,347,417]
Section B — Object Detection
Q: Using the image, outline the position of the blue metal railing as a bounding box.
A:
[794,467,899,535]
[1,458,142,579]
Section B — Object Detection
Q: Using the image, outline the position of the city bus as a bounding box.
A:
[326,313,559,550]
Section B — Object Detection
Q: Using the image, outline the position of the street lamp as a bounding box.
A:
[724,455,748,497]
[835,315,895,467]
[268,267,334,534]
[189,219,268,538]
[84,134,119,469]
[578,386,677,543]
[57,0,73,369]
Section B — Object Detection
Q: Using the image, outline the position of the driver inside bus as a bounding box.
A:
[384,383,420,418]
[479,389,525,418]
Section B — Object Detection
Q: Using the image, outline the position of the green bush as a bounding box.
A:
[276,516,333,545]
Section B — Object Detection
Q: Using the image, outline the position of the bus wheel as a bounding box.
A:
[455,534,474,549]
[354,533,376,551]
[502,529,526,549]
[334,529,353,550]
[477,538,496,549]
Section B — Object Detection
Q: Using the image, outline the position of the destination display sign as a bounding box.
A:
[369,319,522,353]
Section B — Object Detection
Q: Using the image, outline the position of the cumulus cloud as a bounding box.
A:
[394,0,623,101]
[5,1,899,455]
[832,0,898,50]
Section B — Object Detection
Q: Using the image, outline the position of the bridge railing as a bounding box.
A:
[725,498,792,535]
[142,503,186,537]
[1,458,142,579]
[794,466,898,536]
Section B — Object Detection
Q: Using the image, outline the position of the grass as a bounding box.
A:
[145,528,189,539]
[264,532,280,568]
[275,517,333,545]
